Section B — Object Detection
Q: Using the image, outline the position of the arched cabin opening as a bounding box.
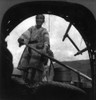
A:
[5,14,91,85]
[1,1,96,100]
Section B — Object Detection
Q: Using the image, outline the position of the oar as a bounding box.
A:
[24,43,92,81]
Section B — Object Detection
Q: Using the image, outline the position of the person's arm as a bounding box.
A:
[18,27,32,47]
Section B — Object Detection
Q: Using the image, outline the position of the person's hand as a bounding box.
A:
[18,38,24,47]
[41,47,47,55]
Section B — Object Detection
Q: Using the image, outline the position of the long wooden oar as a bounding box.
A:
[25,43,92,81]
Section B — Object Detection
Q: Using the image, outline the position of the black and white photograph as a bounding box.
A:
[0,0,96,100]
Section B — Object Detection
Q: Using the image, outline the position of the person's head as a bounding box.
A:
[36,14,45,28]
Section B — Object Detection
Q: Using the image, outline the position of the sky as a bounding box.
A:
[5,14,89,68]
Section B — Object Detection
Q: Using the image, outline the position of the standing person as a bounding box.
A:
[18,14,50,85]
